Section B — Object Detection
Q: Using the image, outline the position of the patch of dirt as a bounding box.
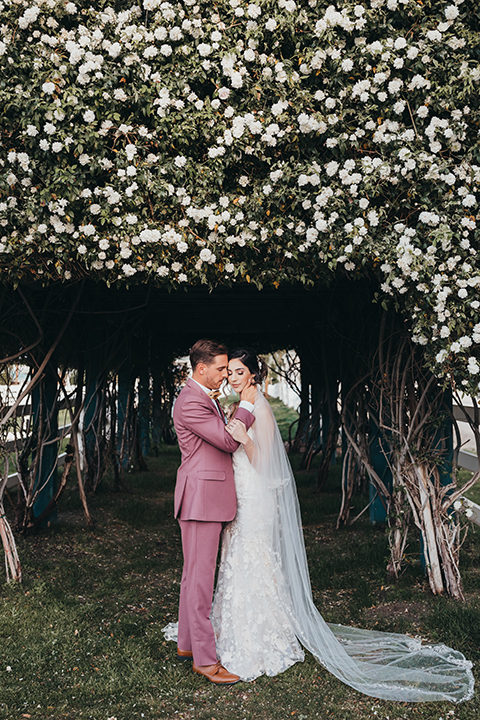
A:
[363,601,430,624]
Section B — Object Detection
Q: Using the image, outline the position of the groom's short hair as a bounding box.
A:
[190,339,228,370]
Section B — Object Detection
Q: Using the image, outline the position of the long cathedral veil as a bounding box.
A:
[251,390,474,703]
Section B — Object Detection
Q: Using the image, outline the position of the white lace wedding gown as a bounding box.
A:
[211,422,305,681]
[164,392,474,702]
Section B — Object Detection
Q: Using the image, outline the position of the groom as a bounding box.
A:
[173,338,255,684]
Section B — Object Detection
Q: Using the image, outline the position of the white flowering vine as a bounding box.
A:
[0,0,479,390]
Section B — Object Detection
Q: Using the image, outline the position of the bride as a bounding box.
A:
[209,347,474,702]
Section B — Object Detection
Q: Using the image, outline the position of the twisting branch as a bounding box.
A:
[0,281,84,429]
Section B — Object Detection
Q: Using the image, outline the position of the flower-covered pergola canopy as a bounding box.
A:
[1,0,479,388]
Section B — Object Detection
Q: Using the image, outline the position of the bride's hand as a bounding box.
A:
[225,418,249,444]
[240,380,257,405]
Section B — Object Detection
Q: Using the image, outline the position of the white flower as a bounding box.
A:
[263,184,272,195]
[325,161,339,177]
[265,18,277,31]
[468,357,480,374]
[270,169,283,182]
[79,154,91,166]
[174,155,187,168]
[394,37,407,50]
[230,71,243,89]
[218,87,230,100]
[144,46,159,59]
[418,211,440,226]
[42,81,55,94]
[239,175,249,187]
[445,5,459,20]
[388,78,403,94]
[178,273,188,282]
[465,508,474,518]
[247,4,262,19]
[18,7,40,29]
[113,88,128,101]
[83,110,95,123]
[122,263,137,277]
[462,194,476,208]
[408,74,431,90]
[244,48,255,62]
[108,43,122,58]
[65,2,77,13]
[77,244,87,254]
[197,43,212,57]
[125,144,137,161]
[160,44,173,57]
[436,349,448,363]
[157,265,169,277]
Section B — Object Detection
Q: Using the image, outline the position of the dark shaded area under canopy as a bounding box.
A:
[0,277,390,370]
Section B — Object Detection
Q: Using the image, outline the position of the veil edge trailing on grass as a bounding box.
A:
[251,390,474,703]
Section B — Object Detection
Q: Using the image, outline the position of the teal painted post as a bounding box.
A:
[368,415,392,524]
[117,366,131,469]
[32,370,58,521]
[84,344,103,479]
[138,364,150,457]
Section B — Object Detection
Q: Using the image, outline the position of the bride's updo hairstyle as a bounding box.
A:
[229,347,268,386]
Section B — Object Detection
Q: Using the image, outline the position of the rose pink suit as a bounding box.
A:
[173,378,254,666]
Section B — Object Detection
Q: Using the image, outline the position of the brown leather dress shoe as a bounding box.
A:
[177,648,193,661]
[193,662,240,685]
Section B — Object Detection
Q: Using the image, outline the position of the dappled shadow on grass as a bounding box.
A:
[0,443,479,719]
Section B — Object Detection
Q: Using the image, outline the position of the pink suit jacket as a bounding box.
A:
[173,378,254,521]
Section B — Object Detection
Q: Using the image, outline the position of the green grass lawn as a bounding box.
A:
[1,410,479,720]
[460,468,480,506]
